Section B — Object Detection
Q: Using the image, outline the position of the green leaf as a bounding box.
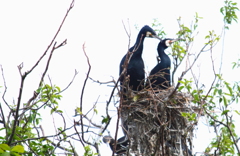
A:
[219,97,222,103]
[94,108,98,115]
[178,80,185,84]
[181,112,187,117]
[218,89,222,95]
[193,94,199,102]
[223,96,228,107]
[36,87,42,93]
[76,107,82,115]
[234,110,240,115]
[101,116,110,124]
[11,153,21,156]
[221,110,230,115]
[57,110,63,113]
[0,144,11,151]
[50,108,55,114]
[178,86,184,91]
[1,152,10,156]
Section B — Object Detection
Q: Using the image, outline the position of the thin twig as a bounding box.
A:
[59,69,78,94]
[203,41,218,103]
[68,140,79,156]
[80,43,91,143]
[89,77,114,85]
[0,65,7,128]
[169,42,209,98]
[7,64,26,145]
[11,124,74,145]
[205,110,240,153]
[112,107,121,156]
[27,1,74,75]
[38,41,64,87]
[79,44,100,155]
[7,0,75,145]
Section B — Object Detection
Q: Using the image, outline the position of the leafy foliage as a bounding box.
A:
[37,84,62,114]
[232,58,240,69]
[220,0,239,28]
[84,146,98,156]
[205,30,220,46]
[0,144,24,156]
[151,18,166,39]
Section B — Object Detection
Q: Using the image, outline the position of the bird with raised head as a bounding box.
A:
[148,38,177,90]
[119,25,161,93]
[103,135,129,155]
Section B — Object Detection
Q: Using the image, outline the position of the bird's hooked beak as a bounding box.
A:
[169,40,175,44]
[170,38,183,43]
[169,38,182,44]
[152,35,162,40]
[146,32,161,40]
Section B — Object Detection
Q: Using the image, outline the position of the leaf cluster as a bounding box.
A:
[37,84,63,114]
[220,0,239,28]
[0,144,24,156]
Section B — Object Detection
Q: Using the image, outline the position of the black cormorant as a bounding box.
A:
[103,135,129,154]
[149,39,177,89]
[120,25,161,92]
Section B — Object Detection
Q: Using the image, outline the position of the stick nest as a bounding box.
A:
[120,88,201,156]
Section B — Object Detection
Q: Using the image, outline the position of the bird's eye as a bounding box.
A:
[165,40,171,47]
[146,32,152,37]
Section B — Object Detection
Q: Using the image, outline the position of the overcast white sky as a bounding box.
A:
[0,0,240,155]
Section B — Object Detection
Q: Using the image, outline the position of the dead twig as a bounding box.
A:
[7,0,75,145]
[0,65,8,128]
[169,42,209,98]
[27,1,74,75]
[59,69,78,94]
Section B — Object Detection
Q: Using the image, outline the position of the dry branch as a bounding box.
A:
[7,0,75,147]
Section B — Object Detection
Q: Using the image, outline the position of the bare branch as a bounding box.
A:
[78,44,101,155]
[112,107,121,156]
[89,77,115,85]
[7,0,75,145]
[203,43,218,102]
[79,43,91,144]
[7,64,26,145]
[68,140,79,156]
[59,69,78,94]
[0,65,8,128]
[169,42,209,98]
[11,124,74,145]
[38,41,58,87]
[74,120,85,147]
[27,1,74,75]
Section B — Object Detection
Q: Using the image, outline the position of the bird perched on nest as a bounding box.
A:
[103,135,129,155]
[119,25,161,93]
[148,38,178,89]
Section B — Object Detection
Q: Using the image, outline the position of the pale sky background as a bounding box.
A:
[0,0,240,155]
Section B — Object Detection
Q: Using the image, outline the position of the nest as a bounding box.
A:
[120,88,201,156]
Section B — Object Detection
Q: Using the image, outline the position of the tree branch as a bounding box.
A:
[169,42,209,98]
[7,0,75,145]
[27,1,74,75]
[0,65,7,128]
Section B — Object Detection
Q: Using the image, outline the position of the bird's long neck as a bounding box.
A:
[131,33,145,56]
[158,46,170,64]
